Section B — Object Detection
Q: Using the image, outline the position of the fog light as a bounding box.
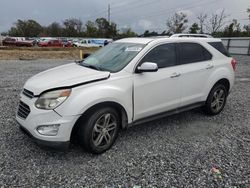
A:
[37,124,60,136]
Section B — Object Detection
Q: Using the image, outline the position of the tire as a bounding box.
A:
[77,107,120,154]
[204,84,228,115]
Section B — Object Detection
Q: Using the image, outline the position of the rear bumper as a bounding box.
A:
[19,124,70,150]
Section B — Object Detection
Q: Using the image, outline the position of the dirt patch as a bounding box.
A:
[0,47,98,60]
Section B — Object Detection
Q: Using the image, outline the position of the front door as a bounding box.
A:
[133,43,181,121]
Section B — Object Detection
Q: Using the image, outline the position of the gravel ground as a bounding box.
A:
[0,56,249,187]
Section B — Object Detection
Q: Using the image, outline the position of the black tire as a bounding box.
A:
[204,84,228,115]
[77,107,120,154]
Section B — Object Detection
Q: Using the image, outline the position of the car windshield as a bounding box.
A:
[80,42,145,72]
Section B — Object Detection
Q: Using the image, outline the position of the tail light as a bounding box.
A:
[231,58,237,71]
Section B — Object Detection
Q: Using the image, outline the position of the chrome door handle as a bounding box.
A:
[170,72,181,78]
[206,64,214,69]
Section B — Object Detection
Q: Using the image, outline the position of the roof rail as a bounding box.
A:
[170,34,213,38]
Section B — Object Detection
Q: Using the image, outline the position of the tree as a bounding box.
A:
[95,18,118,38]
[243,25,250,37]
[189,23,200,34]
[95,18,110,37]
[0,32,8,36]
[223,19,241,37]
[119,28,137,38]
[197,13,207,34]
[85,21,98,37]
[206,9,227,34]
[63,18,83,37]
[142,30,158,37]
[8,19,43,37]
[45,22,63,37]
[108,22,118,38]
[166,12,188,34]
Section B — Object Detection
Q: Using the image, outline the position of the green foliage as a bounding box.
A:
[95,18,117,38]
[0,32,8,36]
[189,23,200,34]
[85,21,98,37]
[8,19,43,37]
[63,18,83,37]
[45,22,63,37]
[212,19,250,37]
[6,17,137,38]
[5,9,250,38]
[223,19,241,37]
[118,28,137,38]
[142,30,158,37]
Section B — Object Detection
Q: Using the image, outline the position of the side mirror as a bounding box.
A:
[137,62,158,73]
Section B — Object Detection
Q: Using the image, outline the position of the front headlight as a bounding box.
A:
[35,89,71,110]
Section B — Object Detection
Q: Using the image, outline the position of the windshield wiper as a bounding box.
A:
[80,63,102,71]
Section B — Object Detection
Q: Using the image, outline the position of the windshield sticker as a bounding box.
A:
[125,47,142,52]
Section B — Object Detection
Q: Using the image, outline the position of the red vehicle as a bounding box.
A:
[16,40,34,47]
[3,37,34,47]
[38,39,71,47]
[3,37,17,46]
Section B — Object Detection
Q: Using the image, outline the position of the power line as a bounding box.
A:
[111,0,166,14]
[111,0,156,10]
[113,0,218,29]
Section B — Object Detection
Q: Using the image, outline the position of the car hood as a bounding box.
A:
[24,63,110,95]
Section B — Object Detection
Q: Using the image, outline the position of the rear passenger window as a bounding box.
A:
[179,43,212,64]
[208,42,231,57]
[140,43,177,68]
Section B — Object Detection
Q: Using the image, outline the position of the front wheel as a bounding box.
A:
[204,84,228,115]
[77,107,120,154]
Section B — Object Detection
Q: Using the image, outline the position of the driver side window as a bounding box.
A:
[140,43,177,68]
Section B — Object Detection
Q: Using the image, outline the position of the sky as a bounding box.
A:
[0,0,249,34]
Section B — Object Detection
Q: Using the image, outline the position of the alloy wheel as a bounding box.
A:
[211,88,226,113]
[92,113,117,148]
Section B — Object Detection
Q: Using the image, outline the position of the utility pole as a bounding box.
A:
[108,4,111,25]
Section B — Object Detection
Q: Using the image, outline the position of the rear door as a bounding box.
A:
[133,43,182,120]
[177,42,213,106]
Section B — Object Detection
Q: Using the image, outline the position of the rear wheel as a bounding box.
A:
[204,84,228,115]
[77,107,120,154]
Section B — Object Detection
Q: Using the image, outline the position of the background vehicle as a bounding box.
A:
[16,35,236,154]
[3,37,34,47]
[3,37,17,46]
[73,38,112,47]
[61,38,73,47]
[38,39,60,47]
[16,40,35,47]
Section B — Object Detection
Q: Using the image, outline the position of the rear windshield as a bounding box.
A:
[208,42,231,57]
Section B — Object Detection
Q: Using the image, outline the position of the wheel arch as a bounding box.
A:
[214,78,230,94]
[206,78,230,102]
[70,101,128,141]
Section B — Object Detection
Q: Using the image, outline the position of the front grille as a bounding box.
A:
[17,101,30,119]
[22,89,34,99]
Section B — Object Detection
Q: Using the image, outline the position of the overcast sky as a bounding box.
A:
[0,0,249,34]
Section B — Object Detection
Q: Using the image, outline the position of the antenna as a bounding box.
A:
[108,4,111,24]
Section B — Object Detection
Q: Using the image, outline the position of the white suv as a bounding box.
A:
[16,35,236,154]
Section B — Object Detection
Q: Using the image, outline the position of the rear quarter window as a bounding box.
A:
[208,42,231,57]
[179,42,212,65]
